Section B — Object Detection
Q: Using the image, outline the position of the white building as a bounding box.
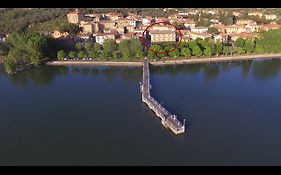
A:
[94,33,116,44]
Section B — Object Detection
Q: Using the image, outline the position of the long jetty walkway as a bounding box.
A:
[140,57,185,135]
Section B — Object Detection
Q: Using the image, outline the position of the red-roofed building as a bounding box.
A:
[261,23,280,31]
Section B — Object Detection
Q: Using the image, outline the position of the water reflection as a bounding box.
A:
[120,67,142,82]
[241,60,253,79]
[252,59,281,80]
[5,66,69,88]
[1,59,280,88]
[203,64,220,80]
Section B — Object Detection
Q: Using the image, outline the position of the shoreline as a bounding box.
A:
[46,53,281,67]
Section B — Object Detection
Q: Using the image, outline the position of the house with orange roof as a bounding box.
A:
[260,23,280,31]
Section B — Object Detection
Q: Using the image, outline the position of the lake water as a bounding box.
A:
[0,59,280,165]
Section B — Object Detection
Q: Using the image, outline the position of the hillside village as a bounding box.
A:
[53,8,281,46]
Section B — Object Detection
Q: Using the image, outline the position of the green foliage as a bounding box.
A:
[100,51,111,59]
[255,45,265,54]
[237,47,246,54]
[0,42,9,56]
[93,43,102,52]
[57,50,66,60]
[4,31,50,73]
[135,51,144,59]
[69,51,76,59]
[59,23,81,36]
[75,42,83,51]
[244,38,255,53]
[188,40,198,49]
[215,43,223,55]
[77,51,86,59]
[222,46,231,55]
[257,28,281,53]
[85,41,92,52]
[180,47,191,57]
[0,8,70,36]
[113,52,122,59]
[234,38,245,47]
[103,39,117,54]
[208,27,220,35]
[196,19,211,27]
[203,46,212,57]
[130,38,143,57]
[168,48,180,58]
[88,51,97,58]
[192,45,202,56]
[118,40,132,60]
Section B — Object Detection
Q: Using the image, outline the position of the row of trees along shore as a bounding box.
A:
[2,28,281,74]
[57,28,281,61]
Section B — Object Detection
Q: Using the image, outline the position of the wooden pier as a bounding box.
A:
[140,57,185,135]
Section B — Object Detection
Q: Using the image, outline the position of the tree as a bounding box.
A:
[88,50,97,58]
[203,46,212,57]
[113,52,122,59]
[135,51,144,59]
[75,42,83,51]
[255,45,265,54]
[237,47,246,55]
[222,46,230,55]
[188,40,198,49]
[234,38,245,47]
[4,58,16,74]
[130,38,143,57]
[85,41,92,52]
[57,50,66,60]
[181,47,191,57]
[192,45,202,56]
[215,43,223,56]
[59,23,81,36]
[208,27,219,35]
[168,48,181,58]
[244,38,255,54]
[0,42,9,56]
[69,51,76,59]
[100,51,111,59]
[4,32,50,73]
[103,39,117,54]
[93,42,102,52]
[196,19,211,27]
[77,51,86,59]
[119,40,132,60]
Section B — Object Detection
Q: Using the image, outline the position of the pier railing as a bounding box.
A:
[140,58,185,135]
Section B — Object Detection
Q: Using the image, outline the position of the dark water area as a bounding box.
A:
[0,59,280,165]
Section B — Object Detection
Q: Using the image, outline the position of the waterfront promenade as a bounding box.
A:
[140,58,185,135]
[46,53,281,67]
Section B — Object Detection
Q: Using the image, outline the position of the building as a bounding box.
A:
[149,30,176,43]
[264,14,277,20]
[225,26,238,34]
[233,11,241,17]
[261,23,280,31]
[150,24,175,31]
[190,26,208,33]
[98,20,116,31]
[94,33,116,44]
[183,19,196,29]
[52,30,69,38]
[190,32,212,40]
[67,9,83,24]
[106,13,123,21]
[248,11,263,18]
[244,23,260,32]
[236,19,257,25]
[117,18,133,27]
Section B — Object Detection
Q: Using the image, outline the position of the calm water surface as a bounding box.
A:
[0,59,280,165]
